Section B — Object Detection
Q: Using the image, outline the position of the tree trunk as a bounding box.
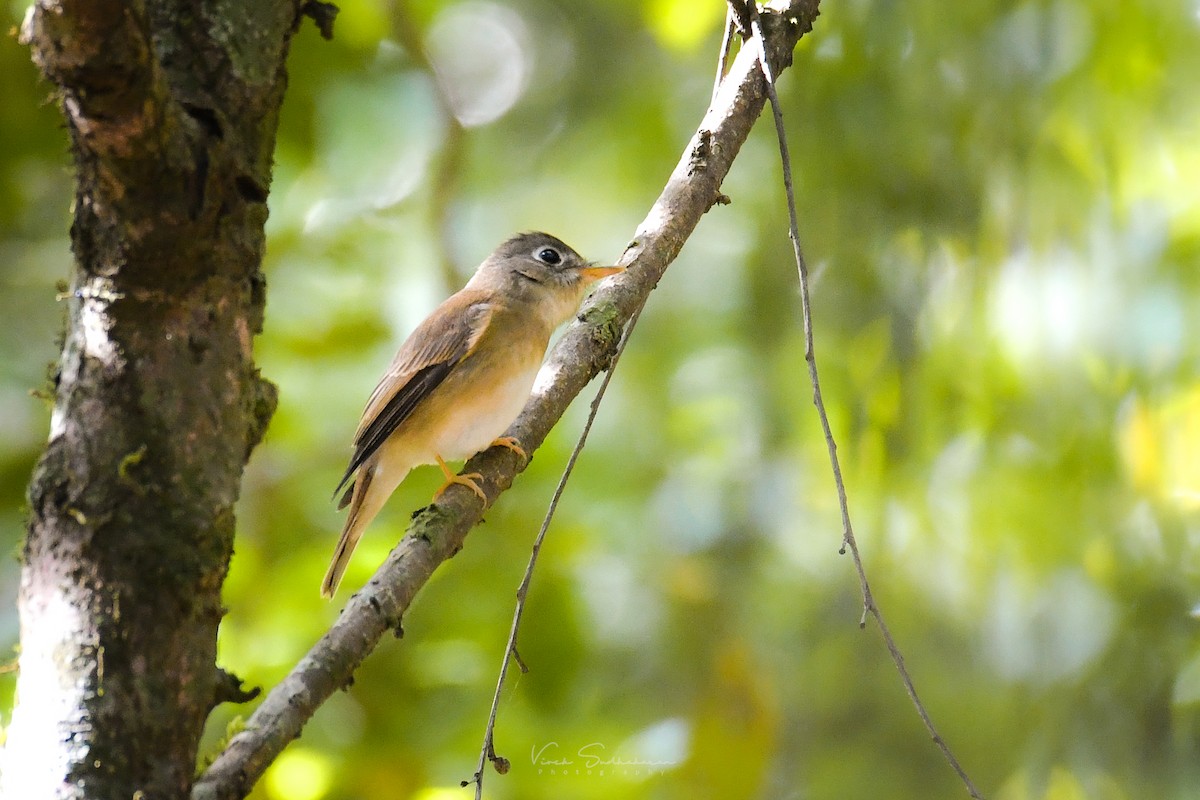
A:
[0,1,313,797]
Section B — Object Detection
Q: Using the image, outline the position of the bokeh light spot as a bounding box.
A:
[645,0,724,52]
[426,2,531,127]
[264,747,334,800]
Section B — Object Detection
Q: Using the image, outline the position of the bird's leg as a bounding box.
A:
[434,454,486,501]
[489,436,527,462]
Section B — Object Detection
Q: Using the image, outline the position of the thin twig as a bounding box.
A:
[712,6,737,103]
[469,302,647,800]
[740,4,984,798]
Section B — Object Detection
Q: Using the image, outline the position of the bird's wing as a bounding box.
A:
[333,289,496,499]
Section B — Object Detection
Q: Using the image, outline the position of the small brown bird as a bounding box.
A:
[321,232,622,597]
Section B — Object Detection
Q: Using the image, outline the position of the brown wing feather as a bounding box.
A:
[332,290,496,498]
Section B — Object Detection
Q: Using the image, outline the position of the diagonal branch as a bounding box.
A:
[192,3,820,798]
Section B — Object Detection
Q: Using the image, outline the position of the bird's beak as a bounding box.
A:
[578,265,624,281]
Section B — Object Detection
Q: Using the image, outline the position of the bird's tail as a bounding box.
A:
[321,462,399,598]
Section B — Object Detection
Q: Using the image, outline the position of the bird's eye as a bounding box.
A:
[534,247,562,265]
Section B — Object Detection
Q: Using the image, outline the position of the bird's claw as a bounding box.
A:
[490,436,527,462]
[434,472,486,502]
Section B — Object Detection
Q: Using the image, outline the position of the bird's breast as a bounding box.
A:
[433,364,540,461]
[402,328,546,464]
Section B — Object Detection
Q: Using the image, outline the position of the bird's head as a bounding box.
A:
[468,232,622,319]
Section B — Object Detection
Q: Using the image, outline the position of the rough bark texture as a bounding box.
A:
[0,1,309,797]
[193,3,820,798]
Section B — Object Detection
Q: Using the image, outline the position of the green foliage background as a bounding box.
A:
[3,1,1200,798]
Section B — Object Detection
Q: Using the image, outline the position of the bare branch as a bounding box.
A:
[192,3,820,798]
[740,4,985,798]
[712,6,738,103]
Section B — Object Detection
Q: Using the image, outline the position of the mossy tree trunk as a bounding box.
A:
[1,1,320,797]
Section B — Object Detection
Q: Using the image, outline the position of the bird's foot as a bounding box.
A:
[434,473,486,502]
[490,436,527,462]
[434,455,486,502]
